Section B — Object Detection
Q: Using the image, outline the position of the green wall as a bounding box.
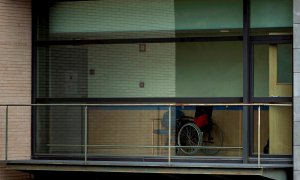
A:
[87,44,176,98]
[251,0,292,28]
[254,45,269,97]
[49,0,175,33]
[278,44,293,84]
[46,0,292,98]
[176,42,243,97]
[175,0,243,30]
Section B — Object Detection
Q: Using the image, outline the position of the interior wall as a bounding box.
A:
[251,0,292,28]
[49,0,176,39]
[174,0,243,30]
[253,44,269,97]
[88,107,165,156]
[87,44,176,98]
[88,107,243,157]
[176,41,243,97]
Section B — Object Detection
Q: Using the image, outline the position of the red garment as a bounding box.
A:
[194,114,209,128]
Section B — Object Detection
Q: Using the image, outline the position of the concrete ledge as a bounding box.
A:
[5,160,293,176]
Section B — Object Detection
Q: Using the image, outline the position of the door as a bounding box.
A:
[268,44,292,155]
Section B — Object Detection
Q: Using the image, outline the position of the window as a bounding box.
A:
[33,0,293,163]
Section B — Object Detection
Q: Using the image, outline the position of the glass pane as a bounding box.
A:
[175,0,243,37]
[37,0,243,40]
[37,0,176,40]
[253,44,269,97]
[35,105,169,157]
[37,46,88,98]
[35,106,85,156]
[176,41,243,97]
[35,104,243,158]
[277,44,293,84]
[37,44,176,98]
[253,43,293,97]
[253,106,292,155]
[176,106,243,157]
[88,105,167,157]
[37,42,243,98]
[251,0,292,28]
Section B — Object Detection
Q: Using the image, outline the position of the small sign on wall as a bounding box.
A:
[139,81,145,88]
[139,44,146,52]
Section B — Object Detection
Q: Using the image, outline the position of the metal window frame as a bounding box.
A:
[248,36,293,159]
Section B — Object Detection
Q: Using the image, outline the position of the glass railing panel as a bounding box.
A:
[253,105,292,156]
[35,105,85,159]
[175,105,243,158]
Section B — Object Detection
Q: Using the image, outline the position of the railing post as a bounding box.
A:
[5,105,8,161]
[258,105,261,167]
[168,105,171,165]
[84,105,88,164]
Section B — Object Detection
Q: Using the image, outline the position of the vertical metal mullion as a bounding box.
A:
[84,105,88,164]
[5,106,8,161]
[242,0,250,164]
[168,106,171,165]
[258,105,261,167]
[248,43,255,157]
[31,1,37,159]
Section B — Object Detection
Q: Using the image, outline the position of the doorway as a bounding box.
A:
[268,44,292,155]
[253,43,293,155]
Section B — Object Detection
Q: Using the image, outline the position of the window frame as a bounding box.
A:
[248,35,293,159]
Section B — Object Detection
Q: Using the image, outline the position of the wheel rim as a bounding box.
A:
[177,123,202,155]
[202,123,223,155]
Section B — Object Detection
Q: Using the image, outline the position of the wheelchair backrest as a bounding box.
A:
[162,110,185,129]
[194,106,213,120]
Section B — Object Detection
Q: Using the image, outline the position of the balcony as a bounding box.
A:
[0,103,293,178]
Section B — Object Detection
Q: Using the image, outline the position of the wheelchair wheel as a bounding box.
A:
[202,123,223,155]
[177,123,202,155]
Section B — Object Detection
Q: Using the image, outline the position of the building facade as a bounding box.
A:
[0,0,299,179]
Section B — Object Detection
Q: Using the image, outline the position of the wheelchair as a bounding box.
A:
[175,106,224,155]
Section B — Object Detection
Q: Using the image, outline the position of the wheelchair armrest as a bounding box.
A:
[179,115,194,120]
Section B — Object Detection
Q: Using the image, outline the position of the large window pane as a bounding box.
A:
[38,0,176,40]
[37,43,176,98]
[37,0,243,40]
[37,46,88,98]
[251,0,292,28]
[176,41,243,97]
[175,0,243,37]
[37,41,243,98]
[35,106,85,156]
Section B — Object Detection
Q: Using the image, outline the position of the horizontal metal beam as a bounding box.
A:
[36,36,243,46]
[6,162,264,176]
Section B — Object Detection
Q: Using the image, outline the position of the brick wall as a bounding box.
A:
[0,0,32,179]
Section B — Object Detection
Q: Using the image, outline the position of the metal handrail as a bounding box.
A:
[47,144,243,149]
[0,103,293,106]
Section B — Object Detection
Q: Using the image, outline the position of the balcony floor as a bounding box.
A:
[4,159,292,178]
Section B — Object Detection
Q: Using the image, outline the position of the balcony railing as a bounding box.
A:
[0,103,292,167]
